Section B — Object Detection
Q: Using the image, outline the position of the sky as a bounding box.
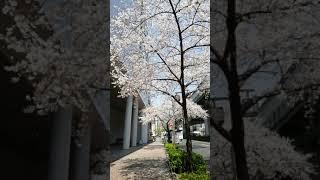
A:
[111,0,133,16]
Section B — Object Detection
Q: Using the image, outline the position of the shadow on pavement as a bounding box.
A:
[110,143,147,163]
[119,159,172,180]
[142,144,164,150]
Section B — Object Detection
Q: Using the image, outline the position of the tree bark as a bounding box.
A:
[168,0,193,172]
[228,76,249,180]
[166,122,172,143]
[226,0,249,179]
[182,89,193,172]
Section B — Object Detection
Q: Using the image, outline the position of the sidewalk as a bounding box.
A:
[110,140,173,180]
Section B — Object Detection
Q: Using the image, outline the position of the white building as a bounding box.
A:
[110,87,150,149]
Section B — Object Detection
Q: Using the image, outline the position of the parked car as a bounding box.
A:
[191,131,201,136]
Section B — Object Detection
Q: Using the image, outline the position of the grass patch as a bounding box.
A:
[164,143,209,179]
[178,172,209,180]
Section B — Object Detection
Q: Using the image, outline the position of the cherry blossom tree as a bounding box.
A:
[1,0,109,114]
[209,0,320,179]
[1,0,111,178]
[140,98,208,142]
[210,120,315,180]
[111,0,209,171]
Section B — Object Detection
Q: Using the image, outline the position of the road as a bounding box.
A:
[178,139,210,162]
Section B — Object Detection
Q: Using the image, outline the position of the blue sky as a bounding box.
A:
[111,0,133,16]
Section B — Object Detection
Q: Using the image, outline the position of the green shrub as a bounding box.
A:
[164,143,176,151]
[164,143,209,176]
[191,152,206,173]
[178,172,209,180]
[165,143,184,173]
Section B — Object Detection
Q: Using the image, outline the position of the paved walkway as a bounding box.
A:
[110,141,173,180]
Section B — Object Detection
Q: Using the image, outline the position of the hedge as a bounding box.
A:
[164,143,209,179]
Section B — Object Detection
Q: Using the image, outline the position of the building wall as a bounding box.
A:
[110,106,125,144]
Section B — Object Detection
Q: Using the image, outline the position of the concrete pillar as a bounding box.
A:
[137,122,142,144]
[141,123,148,144]
[48,106,72,180]
[123,96,133,149]
[131,97,139,147]
[70,114,91,180]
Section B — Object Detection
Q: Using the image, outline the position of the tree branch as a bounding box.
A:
[129,11,172,35]
[241,83,320,115]
[168,0,185,85]
[241,90,282,115]
[237,10,272,22]
[181,22,209,34]
[184,43,209,53]
[209,98,232,142]
[185,80,197,88]
[210,57,230,80]
[210,45,223,61]
[210,118,232,142]
[238,59,279,84]
[150,84,183,106]
[153,49,180,81]
[154,78,179,82]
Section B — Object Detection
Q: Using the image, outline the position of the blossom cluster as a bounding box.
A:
[1,0,109,113]
[140,97,208,125]
[111,0,210,98]
[210,120,315,179]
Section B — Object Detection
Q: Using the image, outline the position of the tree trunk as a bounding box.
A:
[166,123,172,143]
[184,118,192,172]
[182,94,193,172]
[226,47,249,180]
[209,0,250,178]
[172,119,176,144]
[228,87,249,180]
[168,0,193,172]
[226,0,250,178]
